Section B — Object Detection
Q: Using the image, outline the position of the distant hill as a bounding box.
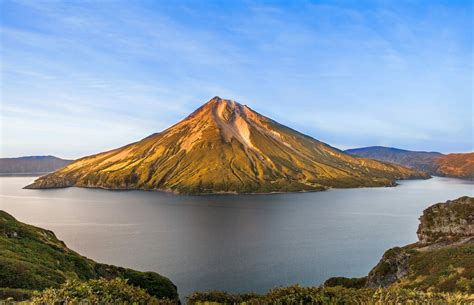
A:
[0,156,72,174]
[0,210,178,301]
[26,97,426,193]
[345,146,443,174]
[435,153,474,180]
[346,147,473,179]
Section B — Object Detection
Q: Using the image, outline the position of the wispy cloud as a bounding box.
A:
[1,0,472,157]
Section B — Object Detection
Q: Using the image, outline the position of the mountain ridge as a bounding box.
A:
[346,146,473,179]
[26,97,427,194]
[0,156,72,174]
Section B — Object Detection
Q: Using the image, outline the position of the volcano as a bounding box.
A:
[26,97,427,193]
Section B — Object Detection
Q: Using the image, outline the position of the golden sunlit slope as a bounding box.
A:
[26,97,427,194]
[435,153,474,179]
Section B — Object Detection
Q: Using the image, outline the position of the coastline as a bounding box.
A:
[22,177,434,196]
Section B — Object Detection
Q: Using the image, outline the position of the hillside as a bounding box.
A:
[26,97,426,194]
[435,153,474,179]
[0,156,72,174]
[346,147,473,179]
[0,210,178,301]
[345,146,443,174]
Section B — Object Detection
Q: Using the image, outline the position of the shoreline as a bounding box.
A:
[22,177,433,196]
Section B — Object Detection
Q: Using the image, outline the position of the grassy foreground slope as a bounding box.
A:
[30,278,176,305]
[0,210,178,301]
[187,286,473,304]
[26,97,427,194]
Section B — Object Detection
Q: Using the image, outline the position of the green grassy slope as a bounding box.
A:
[0,210,178,301]
[31,278,176,304]
[27,97,427,194]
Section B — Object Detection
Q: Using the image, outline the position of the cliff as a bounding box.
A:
[336,196,474,292]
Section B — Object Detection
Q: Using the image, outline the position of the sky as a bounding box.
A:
[0,0,472,159]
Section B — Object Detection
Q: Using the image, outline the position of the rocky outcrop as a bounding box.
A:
[326,196,474,292]
[365,247,410,288]
[417,196,474,244]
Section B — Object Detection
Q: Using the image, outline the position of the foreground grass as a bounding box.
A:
[30,278,176,305]
[4,282,472,305]
[187,285,474,305]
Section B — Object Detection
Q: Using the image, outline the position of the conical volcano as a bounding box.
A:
[27,97,427,193]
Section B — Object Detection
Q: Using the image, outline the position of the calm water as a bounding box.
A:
[0,177,472,299]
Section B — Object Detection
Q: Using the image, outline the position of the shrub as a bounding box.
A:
[323,277,367,289]
[30,278,177,304]
[0,287,33,301]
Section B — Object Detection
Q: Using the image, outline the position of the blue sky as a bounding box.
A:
[1,0,472,158]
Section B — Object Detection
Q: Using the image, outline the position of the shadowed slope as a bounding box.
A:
[26,97,427,194]
[0,210,178,300]
[0,156,72,174]
[345,146,443,174]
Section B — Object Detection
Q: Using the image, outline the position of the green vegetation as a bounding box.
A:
[30,278,175,304]
[0,210,178,301]
[0,288,33,301]
[186,285,473,305]
[394,244,474,292]
[363,244,474,293]
[323,277,367,289]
